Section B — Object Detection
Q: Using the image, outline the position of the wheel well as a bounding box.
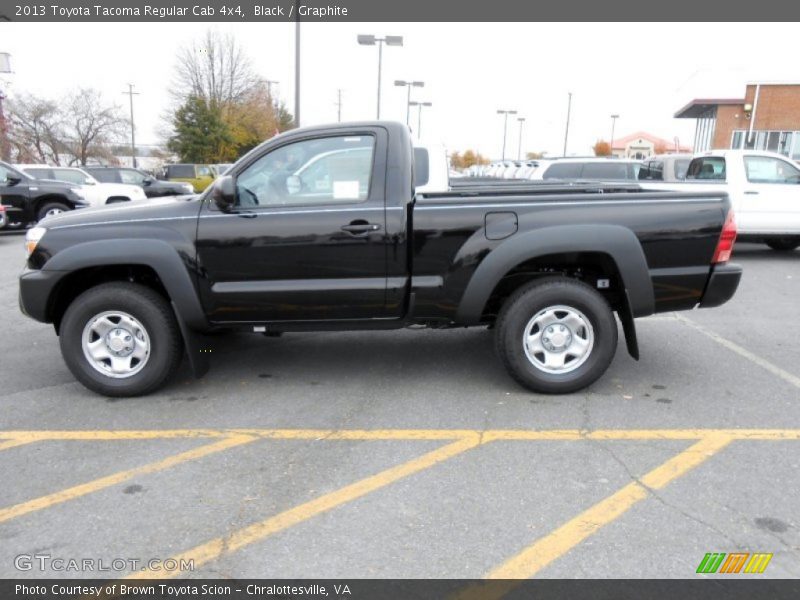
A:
[481,252,625,322]
[106,196,130,204]
[49,265,169,333]
[35,195,71,215]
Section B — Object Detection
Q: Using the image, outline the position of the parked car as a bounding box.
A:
[19,121,741,397]
[161,164,215,192]
[529,158,642,181]
[17,165,146,206]
[638,154,693,182]
[83,166,194,198]
[0,161,89,226]
[640,150,800,251]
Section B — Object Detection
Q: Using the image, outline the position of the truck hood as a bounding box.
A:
[40,194,201,229]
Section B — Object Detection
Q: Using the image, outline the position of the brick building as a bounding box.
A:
[675,82,800,160]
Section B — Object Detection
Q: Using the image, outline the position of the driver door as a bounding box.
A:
[196,129,391,324]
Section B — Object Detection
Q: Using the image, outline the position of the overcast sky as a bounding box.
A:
[1,22,797,159]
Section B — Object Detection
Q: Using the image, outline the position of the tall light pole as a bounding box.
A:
[357,34,403,119]
[122,83,140,168]
[517,117,526,161]
[0,52,12,162]
[394,80,424,125]
[335,89,343,122]
[294,17,300,127]
[497,109,517,161]
[563,92,572,156]
[409,101,431,139]
[610,113,619,156]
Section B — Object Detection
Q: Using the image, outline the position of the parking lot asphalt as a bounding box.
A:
[0,230,799,581]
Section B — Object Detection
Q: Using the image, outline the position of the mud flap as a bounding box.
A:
[619,291,640,360]
[171,301,211,378]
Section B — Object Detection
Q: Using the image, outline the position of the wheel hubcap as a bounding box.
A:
[82,311,150,378]
[523,305,594,374]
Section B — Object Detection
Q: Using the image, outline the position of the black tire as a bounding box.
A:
[59,282,183,397]
[37,201,70,222]
[495,277,618,394]
[766,238,800,252]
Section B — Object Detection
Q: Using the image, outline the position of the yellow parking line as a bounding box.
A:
[3,428,800,442]
[474,434,732,591]
[0,435,256,525]
[0,438,38,452]
[126,433,483,579]
[676,314,800,390]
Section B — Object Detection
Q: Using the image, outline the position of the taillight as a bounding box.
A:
[712,210,737,264]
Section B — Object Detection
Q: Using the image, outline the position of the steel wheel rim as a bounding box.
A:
[81,311,151,379]
[45,207,64,218]
[522,304,594,374]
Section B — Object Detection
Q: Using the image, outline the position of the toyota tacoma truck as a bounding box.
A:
[19,121,742,397]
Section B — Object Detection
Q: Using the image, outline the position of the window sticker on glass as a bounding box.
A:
[333,180,360,199]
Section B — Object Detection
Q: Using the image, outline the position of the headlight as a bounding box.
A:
[25,226,47,257]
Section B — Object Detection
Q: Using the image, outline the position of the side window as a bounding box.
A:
[24,168,53,180]
[52,169,90,185]
[674,159,690,180]
[120,169,146,185]
[744,156,800,184]
[235,135,375,208]
[542,163,581,179]
[580,162,629,180]
[197,166,212,178]
[0,164,12,182]
[686,157,726,181]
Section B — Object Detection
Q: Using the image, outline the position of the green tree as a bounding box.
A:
[167,96,233,163]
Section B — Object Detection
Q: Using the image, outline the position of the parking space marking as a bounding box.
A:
[126,434,483,580]
[2,428,800,443]
[676,313,800,390]
[0,434,256,525]
[475,434,732,591]
[0,439,38,451]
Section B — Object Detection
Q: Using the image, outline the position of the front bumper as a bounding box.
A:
[18,267,65,323]
[699,263,742,309]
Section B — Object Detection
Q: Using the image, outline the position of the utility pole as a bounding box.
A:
[335,89,343,122]
[610,114,619,155]
[294,17,301,127]
[497,109,517,161]
[122,83,140,168]
[563,92,572,156]
[517,117,526,161]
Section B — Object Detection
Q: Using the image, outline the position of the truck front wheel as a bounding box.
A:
[59,283,183,397]
[495,278,618,394]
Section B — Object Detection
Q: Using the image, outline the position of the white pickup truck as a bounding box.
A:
[639,149,800,251]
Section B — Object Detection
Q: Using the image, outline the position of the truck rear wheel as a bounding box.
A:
[766,237,800,252]
[495,278,618,394]
[59,283,183,397]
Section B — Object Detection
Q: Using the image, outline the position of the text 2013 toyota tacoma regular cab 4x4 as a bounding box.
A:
[19,122,742,397]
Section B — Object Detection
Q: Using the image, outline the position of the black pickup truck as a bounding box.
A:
[1,161,89,227]
[19,121,741,397]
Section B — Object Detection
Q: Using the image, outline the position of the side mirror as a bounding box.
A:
[5,175,22,186]
[142,177,153,185]
[286,175,301,195]
[212,175,236,211]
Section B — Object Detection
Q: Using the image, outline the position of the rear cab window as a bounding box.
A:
[686,157,726,181]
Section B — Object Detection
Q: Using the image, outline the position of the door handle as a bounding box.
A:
[744,190,759,195]
[341,222,381,234]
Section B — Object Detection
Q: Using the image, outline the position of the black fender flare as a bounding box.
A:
[455,224,655,325]
[43,239,208,331]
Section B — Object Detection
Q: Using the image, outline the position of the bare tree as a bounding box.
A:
[6,93,65,164]
[62,88,126,165]
[173,29,258,107]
